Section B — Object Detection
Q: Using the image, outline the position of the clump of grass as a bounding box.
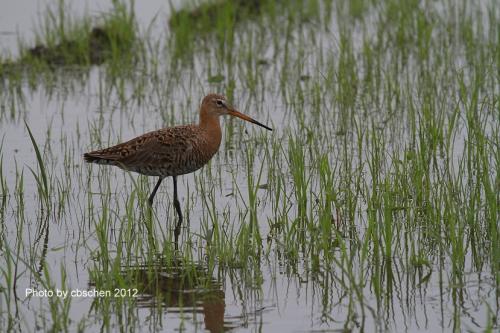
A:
[167,0,324,62]
[169,0,263,31]
[0,0,139,77]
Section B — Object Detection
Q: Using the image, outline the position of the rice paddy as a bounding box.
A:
[0,0,498,332]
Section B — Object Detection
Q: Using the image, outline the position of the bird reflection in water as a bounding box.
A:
[121,262,230,333]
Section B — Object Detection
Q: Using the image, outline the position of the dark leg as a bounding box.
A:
[148,177,163,206]
[172,176,182,250]
[172,176,183,223]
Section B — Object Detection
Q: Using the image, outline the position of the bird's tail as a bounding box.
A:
[83,152,115,165]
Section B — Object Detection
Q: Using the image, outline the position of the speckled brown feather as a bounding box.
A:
[84,124,221,177]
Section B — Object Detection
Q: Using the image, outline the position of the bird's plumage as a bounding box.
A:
[84,124,221,177]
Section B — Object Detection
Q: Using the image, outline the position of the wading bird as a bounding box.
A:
[84,93,272,229]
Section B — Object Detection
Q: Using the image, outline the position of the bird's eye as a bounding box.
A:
[216,99,224,107]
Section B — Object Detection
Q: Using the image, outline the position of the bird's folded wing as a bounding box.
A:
[84,126,197,166]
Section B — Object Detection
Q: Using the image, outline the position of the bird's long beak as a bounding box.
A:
[228,108,273,131]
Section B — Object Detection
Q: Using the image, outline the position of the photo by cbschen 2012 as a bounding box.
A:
[0,0,498,332]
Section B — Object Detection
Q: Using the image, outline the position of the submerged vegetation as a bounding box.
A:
[0,0,498,332]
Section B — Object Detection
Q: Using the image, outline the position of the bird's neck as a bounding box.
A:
[199,112,222,151]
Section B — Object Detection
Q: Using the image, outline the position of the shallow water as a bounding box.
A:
[0,1,498,332]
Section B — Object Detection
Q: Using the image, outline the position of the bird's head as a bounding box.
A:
[201,94,272,131]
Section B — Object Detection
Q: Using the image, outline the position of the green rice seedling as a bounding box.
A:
[123,172,162,253]
[0,244,17,331]
[316,154,341,250]
[287,135,310,225]
[335,31,358,132]
[44,265,71,332]
[25,123,51,211]
[198,171,236,263]
[244,145,265,244]
[264,143,295,253]
[0,139,6,226]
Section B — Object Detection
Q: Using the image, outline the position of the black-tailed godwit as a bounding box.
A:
[84,93,272,226]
